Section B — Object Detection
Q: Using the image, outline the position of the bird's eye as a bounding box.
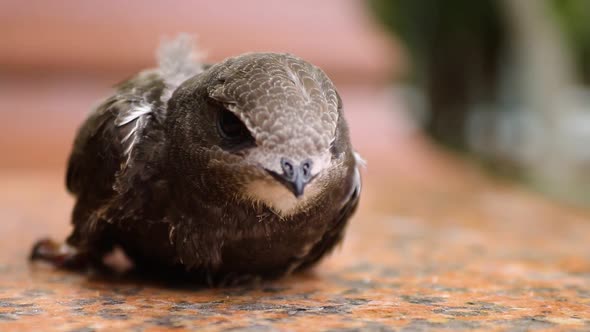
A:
[216,108,255,149]
[218,109,246,138]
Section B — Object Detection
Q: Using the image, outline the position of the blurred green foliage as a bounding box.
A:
[368,0,504,81]
[369,0,590,86]
[368,0,590,148]
[368,0,590,207]
[550,0,590,84]
[367,0,506,149]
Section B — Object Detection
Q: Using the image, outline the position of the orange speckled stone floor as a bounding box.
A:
[1,142,590,331]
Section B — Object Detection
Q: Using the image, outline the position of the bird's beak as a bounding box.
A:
[288,173,307,197]
[265,158,314,198]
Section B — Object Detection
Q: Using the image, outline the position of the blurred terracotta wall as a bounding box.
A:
[0,0,401,170]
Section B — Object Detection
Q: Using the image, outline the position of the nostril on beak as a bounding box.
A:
[273,158,314,198]
[300,159,313,181]
[280,158,296,180]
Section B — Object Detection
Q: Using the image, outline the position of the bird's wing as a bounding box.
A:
[66,35,204,197]
[65,75,165,197]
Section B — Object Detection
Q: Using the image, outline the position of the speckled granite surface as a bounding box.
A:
[1,149,590,331]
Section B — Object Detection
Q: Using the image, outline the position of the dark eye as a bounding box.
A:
[216,109,255,149]
[218,109,245,138]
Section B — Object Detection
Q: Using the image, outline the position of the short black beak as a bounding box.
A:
[266,158,314,198]
[286,173,306,198]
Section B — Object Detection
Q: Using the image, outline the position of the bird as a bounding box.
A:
[31,35,362,285]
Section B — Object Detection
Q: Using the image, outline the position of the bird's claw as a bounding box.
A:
[30,238,88,270]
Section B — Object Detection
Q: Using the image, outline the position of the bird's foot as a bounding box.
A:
[30,238,88,270]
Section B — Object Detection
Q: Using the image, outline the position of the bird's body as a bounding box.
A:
[32,36,361,284]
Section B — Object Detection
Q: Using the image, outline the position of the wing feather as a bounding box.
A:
[66,35,204,197]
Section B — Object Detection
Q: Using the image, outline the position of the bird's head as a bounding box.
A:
[166,53,353,215]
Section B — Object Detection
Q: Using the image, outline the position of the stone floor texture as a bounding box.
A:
[1,141,590,331]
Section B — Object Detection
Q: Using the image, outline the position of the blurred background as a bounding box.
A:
[1,0,589,207]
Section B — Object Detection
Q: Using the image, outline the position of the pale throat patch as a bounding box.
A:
[244,179,324,216]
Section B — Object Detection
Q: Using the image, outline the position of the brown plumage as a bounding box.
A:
[31,36,362,285]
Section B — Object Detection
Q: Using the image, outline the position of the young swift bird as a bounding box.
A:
[31,36,362,284]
